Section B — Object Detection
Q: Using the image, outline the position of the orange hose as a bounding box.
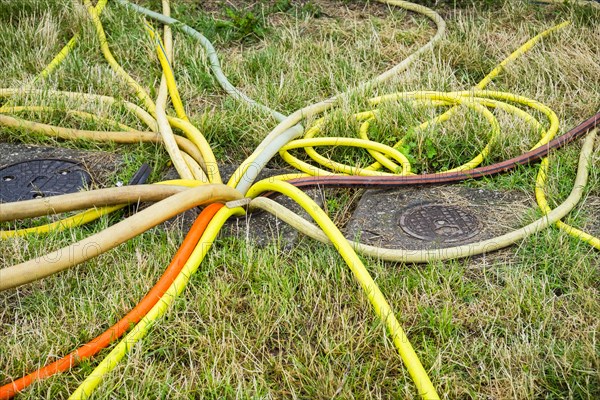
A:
[0,203,223,399]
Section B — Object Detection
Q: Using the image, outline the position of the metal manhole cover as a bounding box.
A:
[398,203,480,243]
[0,159,92,203]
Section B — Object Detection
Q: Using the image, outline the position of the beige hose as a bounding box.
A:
[151,0,196,181]
[0,184,241,291]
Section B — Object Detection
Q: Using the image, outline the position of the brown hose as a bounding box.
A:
[286,112,600,188]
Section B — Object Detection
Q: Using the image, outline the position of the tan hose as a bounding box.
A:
[0,113,205,167]
[0,88,158,131]
[0,185,189,222]
[0,184,242,291]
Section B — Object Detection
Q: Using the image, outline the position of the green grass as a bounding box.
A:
[1,0,599,398]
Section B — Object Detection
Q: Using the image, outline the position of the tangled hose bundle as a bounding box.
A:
[1,0,598,398]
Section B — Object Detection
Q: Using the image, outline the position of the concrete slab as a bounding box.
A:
[581,195,600,237]
[162,164,324,249]
[224,187,324,250]
[345,186,533,251]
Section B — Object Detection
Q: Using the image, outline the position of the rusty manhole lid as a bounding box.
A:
[398,203,480,243]
[0,159,91,203]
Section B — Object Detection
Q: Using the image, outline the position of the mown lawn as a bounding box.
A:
[1,0,599,398]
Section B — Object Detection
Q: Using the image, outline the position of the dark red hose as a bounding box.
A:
[285,112,599,189]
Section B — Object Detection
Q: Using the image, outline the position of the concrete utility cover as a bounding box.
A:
[0,142,122,186]
[0,159,91,202]
[345,186,533,250]
[581,196,600,237]
[399,203,480,243]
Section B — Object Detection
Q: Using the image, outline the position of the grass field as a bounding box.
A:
[1,0,599,398]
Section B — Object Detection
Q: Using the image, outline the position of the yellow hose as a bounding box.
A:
[150,8,196,180]
[247,180,441,398]
[284,91,503,176]
[145,21,190,122]
[68,206,244,399]
[0,206,124,239]
[82,0,156,113]
[280,137,413,176]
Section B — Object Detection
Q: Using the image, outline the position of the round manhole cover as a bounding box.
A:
[0,159,92,203]
[398,203,480,243]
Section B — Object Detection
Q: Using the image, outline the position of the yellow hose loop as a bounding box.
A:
[280,137,413,176]
[247,179,440,399]
[68,206,243,399]
[82,0,156,114]
[147,9,220,181]
[285,92,501,176]
[354,98,542,173]
[358,116,407,172]
[345,20,570,172]
[302,111,408,174]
